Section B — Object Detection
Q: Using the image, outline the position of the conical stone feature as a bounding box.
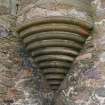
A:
[17,0,94,91]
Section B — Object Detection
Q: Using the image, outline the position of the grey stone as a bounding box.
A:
[95,88,105,97]
[0,25,9,38]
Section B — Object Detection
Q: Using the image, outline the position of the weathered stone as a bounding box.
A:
[0,25,9,37]
[0,0,105,105]
[0,0,10,15]
[76,53,92,61]
[0,6,9,15]
[0,84,8,96]
[95,88,105,97]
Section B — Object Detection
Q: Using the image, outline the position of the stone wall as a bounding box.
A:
[0,0,105,105]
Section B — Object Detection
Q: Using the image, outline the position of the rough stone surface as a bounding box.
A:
[0,0,105,105]
[0,0,10,15]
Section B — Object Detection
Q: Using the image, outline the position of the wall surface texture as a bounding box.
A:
[0,0,105,105]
